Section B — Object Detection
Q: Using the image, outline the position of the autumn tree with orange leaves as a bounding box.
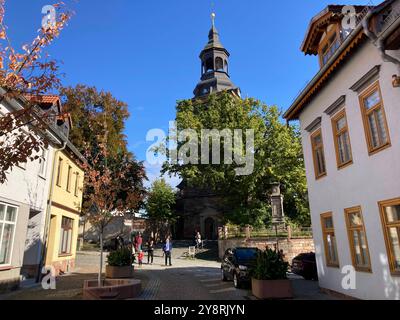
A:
[0,1,71,183]
[81,135,146,286]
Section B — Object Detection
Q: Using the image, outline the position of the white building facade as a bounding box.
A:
[285,1,400,299]
[0,97,52,291]
[0,92,70,291]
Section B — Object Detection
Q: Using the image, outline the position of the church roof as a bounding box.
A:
[203,25,226,51]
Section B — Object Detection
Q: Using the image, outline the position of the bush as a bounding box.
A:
[251,248,289,280]
[107,248,134,267]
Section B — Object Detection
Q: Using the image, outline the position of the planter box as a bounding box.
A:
[251,278,293,299]
[106,265,134,279]
[83,279,141,300]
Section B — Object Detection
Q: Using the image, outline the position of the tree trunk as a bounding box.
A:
[98,229,104,287]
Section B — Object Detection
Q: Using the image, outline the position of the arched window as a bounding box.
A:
[224,60,229,73]
[205,58,214,72]
[215,57,224,71]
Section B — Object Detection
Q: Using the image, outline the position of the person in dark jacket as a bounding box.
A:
[163,236,173,266]
[147,238,155,264]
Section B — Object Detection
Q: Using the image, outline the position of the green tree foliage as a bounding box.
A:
[145,179,176,236]
[60,85,129,158]
[163,92,309,227]
[60,84,147,217]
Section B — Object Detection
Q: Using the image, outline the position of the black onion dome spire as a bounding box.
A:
[193,13,239,98]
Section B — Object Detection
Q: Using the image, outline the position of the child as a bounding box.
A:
[138,250,144,266]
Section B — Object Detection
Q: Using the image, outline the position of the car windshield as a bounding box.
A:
[235,249,258,262]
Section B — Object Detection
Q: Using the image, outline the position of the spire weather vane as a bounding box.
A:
[211,1,216,26]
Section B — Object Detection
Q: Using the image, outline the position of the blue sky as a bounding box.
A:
[5,0,371,187]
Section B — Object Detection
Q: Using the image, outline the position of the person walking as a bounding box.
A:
[163,236,173,267]
[195,231,202,250]
[138,250,144,267]
[129,240,136,265]
[147,238,155,264]
[135,232,143,252]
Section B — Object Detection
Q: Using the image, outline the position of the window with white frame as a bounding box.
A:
[0,203,18,266]
[39,148,48,177]
[321,212,340,268]
[59,216,73,255]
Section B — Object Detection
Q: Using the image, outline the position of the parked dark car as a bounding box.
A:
[221,247,259,289]
[291,252,318,280]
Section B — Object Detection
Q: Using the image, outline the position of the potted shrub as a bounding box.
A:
[105,247,135,279]
[84,247,141,300]
[250,248,293,299]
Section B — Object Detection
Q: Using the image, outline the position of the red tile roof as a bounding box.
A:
[24,94,60,105]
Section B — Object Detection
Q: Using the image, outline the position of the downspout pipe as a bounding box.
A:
[36,141,67,283]
[362,10,400,72]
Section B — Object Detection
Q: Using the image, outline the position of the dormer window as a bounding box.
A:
[319,25,341,67]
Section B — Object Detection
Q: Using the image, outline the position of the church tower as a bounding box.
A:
[175,13,240,241]
[193,13,240,98]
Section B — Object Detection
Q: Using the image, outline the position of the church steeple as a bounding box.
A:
[193,13,239,98]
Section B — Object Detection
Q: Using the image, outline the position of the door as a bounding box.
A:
[204,217,215,240]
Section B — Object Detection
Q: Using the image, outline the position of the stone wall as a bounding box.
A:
[79,217,149,244]
[218,238,315,262]
[51,258,75,276]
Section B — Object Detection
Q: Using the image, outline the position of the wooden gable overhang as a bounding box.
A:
[285,28,367,121]
[301,8,342,55]
[301,5,368,55]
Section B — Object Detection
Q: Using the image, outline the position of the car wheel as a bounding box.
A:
[233,273,241,289]
[221,269,227,281]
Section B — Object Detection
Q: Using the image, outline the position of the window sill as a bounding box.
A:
[58,254,73,258]
[390,270,400,277]
[354,267,372,274]
[0,265,14,271]
[337,160,353,170]
[326,264,340,269]
[368,143,391,156]
[315,173,327,181]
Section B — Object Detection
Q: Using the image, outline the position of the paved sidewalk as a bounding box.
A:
[0,246,338,300]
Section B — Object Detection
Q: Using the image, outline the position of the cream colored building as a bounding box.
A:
[45,144,85,275]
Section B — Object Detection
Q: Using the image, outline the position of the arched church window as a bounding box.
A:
[205,58,214,72]
[215,57,224,71]
[224,60,228,73]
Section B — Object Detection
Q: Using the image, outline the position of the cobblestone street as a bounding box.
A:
[0,242,337,300]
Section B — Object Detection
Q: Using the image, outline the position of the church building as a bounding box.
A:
[175,14,241,240]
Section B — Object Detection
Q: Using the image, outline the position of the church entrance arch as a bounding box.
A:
[204,217,216,240]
